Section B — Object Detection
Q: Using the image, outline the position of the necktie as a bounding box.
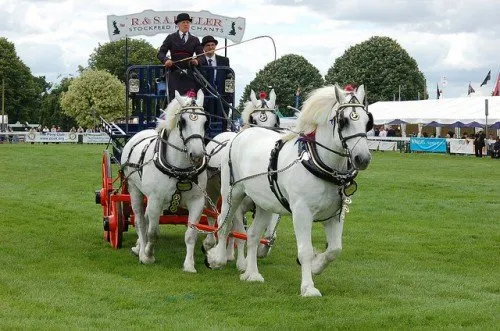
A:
[208,59,215,86]
[181,33,186,43]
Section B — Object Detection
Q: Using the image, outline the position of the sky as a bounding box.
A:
[2,0,500,103]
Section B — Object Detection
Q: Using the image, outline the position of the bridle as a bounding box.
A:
[159,101,209,153]
[332,95,370,151]
[248,100,280,128]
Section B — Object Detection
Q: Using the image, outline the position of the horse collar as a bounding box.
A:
[153,129,207,182]
[297,139,358,190]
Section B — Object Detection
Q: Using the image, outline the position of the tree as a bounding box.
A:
[325,36,427,103]
[239,54,324,117]
[0,37,45,124]
[39,77,77,130]
[60,69,125,128]
[88,38,158,82]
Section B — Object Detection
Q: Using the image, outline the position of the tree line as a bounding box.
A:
[0,36,427,129]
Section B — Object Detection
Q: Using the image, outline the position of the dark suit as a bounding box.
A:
[157,32,203,101]
[474,132,486,157]
[199,55,233,137]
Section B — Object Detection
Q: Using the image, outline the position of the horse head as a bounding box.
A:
[158,90,207,165]
[242,89,279,128]
[333,84,372,170]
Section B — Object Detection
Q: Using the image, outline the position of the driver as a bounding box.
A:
[157,13,203,102]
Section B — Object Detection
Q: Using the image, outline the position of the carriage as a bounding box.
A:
[97,10,374,295]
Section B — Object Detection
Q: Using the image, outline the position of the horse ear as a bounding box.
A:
[174,91,184,107]
[334,84,345,103]
[269,89,276,108]
[356,85,365,103]
[196,89,204,107]
[250,90,258,106]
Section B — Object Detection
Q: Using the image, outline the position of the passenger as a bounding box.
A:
[198,35,232,136]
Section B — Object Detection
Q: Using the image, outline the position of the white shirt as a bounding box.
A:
[178,31,188,41]
[206,56,217,80]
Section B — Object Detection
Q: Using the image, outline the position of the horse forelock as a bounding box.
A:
[294,85,339,135]
[156,98,183,133]
[241,101,255,124]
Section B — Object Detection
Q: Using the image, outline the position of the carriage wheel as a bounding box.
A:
[108,201,123,249]
[101,150,113,242]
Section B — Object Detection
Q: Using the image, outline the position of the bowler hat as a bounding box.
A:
[175,13,192,24]
[201,35,218,46]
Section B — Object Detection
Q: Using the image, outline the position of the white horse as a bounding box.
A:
[206,84,373,296]
[202,89,280,270]
[121,90,209,273]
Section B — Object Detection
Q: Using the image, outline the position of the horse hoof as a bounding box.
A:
[183,265,197,273]
[301,287,322,297]
[240,272,264,282]
[296,257,301,266]
[204,256,212,269]
[257,245,271,258]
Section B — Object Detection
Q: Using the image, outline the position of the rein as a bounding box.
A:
[171,35,277,65]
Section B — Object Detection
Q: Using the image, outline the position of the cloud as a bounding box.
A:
[2,0,499,102]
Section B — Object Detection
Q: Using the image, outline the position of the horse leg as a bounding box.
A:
[292,208,321,297]
[206,188,245,269]
[183,196,205,273]
[257,213,279,258]
[202,181,220,251]
[141,197,163,264]
[128,184,145,257]
[240,207,273,282]
[231,205,247,271]
[312,216,344,275]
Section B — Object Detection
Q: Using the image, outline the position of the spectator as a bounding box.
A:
[387,126,396,137]
[378,126,387,137]
[157,12,203,102]
[77,126,84,144]
[492,136,500,159]
[473,130,486,158]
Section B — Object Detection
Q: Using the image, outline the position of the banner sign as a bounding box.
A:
[367,140,398,151]
[449,139,474,154]
[83,133,110,144]
[107,10,245,43]
[410,137,447,153]
[25,132,78,143]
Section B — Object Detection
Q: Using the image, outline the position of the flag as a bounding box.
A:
[493,72,500,96]
[468,82,475,95]
[480,70,491,86]
[436,83,441,99]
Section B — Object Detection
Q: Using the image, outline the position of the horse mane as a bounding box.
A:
[156,98,183,133]
[283,85,339,141]
[241,100,256,125]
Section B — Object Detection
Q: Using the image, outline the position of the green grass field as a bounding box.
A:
[0,144,499,329]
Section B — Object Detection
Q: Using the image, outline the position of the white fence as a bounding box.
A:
[0,132,495,155]
[0,132,110,144]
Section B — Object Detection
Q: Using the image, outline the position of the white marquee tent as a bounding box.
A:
[369,96,500,128]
